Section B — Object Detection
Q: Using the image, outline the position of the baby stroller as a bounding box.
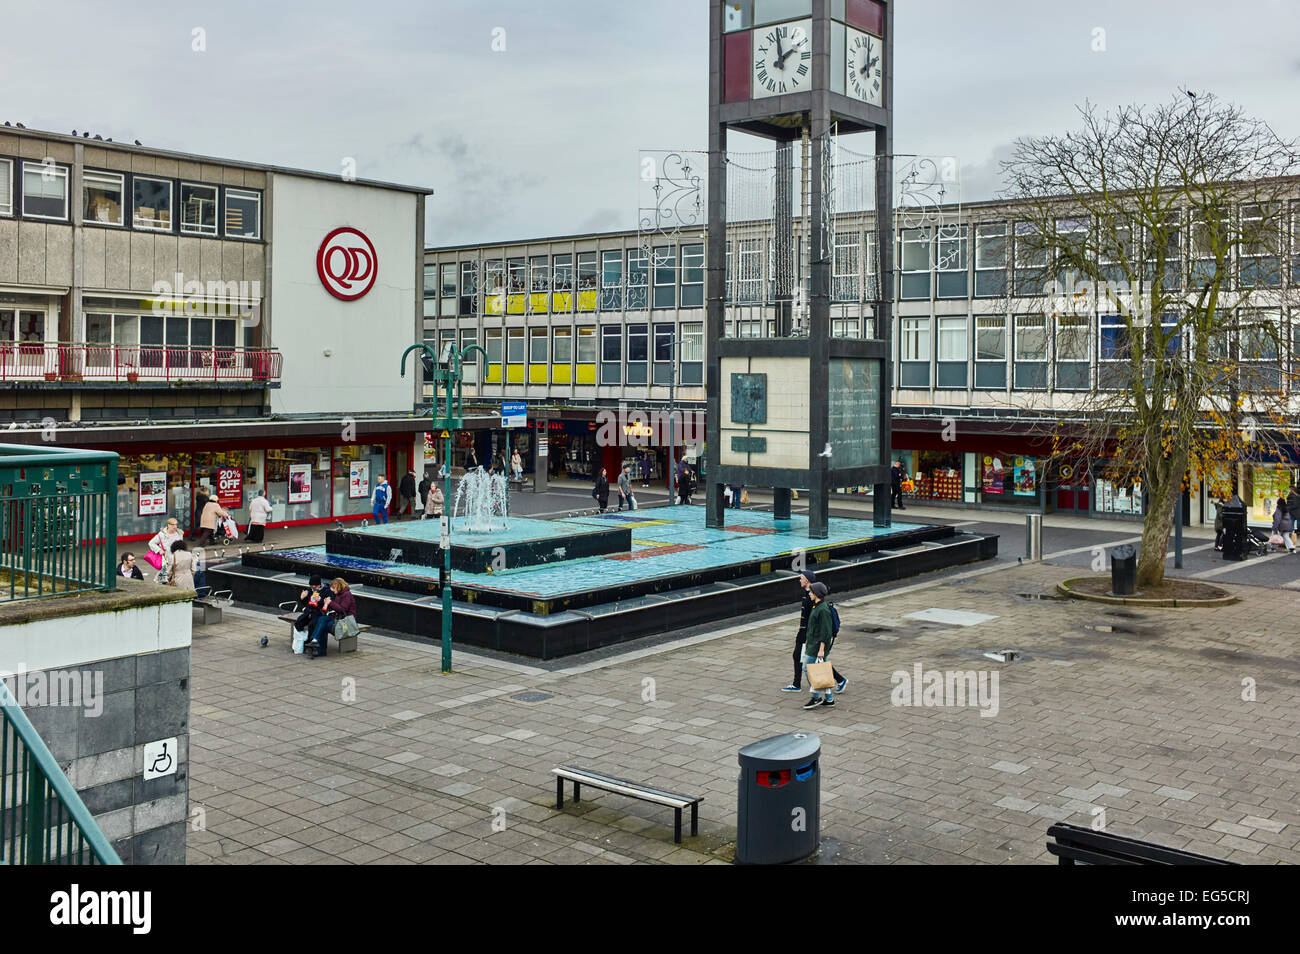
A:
[1244,526,1272,557]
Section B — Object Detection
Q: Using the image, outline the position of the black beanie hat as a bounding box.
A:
[800,567,817,583]
[309,575,322,587]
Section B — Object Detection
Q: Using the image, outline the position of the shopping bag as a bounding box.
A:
[292,630,306,654]
[740,489,750,505]
[807,661,836,690]
[630,495,638,511]
[1269,533,1284,546]
[144,551,164,571]
[336,615,360,639]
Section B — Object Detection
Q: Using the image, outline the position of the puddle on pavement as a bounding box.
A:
[1015,592,1072,602]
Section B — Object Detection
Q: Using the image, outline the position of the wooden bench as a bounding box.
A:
[1046,823,1238,865]
[192,588,233,625]
[276,601,367,656]
[552,766,701,844]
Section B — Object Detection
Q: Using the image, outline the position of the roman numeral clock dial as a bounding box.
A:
[846,27,883,106]
[751,19,812,98]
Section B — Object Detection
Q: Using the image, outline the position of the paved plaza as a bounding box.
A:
[184,550,1300,865]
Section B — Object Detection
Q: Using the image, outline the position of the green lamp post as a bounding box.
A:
[400,341,486,674]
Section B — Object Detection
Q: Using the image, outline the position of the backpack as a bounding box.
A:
[828,603,841,648]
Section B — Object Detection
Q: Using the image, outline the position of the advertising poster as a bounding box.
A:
[216,467,243,509]
[349,460,371,499]
[288,463,312,504]
[138,472,167,516]
[982,456,1004,495]
[1013,457,1037,496]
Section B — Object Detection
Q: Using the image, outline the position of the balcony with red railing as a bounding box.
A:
[0,344,282,385]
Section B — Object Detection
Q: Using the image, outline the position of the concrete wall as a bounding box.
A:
[268,173,418,415]
[1,594,192,864]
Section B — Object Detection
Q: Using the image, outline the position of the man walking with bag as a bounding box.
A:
[802,582,837,709]
[782,569,846,695]
[617,464,636,511]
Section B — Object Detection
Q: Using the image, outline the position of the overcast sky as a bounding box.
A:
[4,0,1298,247]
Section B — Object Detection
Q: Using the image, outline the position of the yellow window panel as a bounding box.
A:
[552,364,572,384]
[485,294,505,316]
[485,364,502,383]
[529,292,549,314]
[577,290,597,312]
[528,364,548,384]
[507,294,526,315]
[552,292,572,312]
[575,364,596,385]
[506,364,525,384]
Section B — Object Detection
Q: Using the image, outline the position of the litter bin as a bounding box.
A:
[736,731,821,864]
[1110,544,1137,596]
[1220,499,1248,561]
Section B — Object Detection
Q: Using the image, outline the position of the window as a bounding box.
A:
[1099,218,1134,286]
[0,159,11,215]
[21,161,68,220]
[460,329,478,383]
[223,188,260,239]
[627,248,648,310]
[423,264,438,299]
[600,250,623,310]
[1189,213,1226,286]
[899,317,929,388]
[974,222,1007,297]
[653,322,674,385]
[1239,310,1282,391]
[528,327,548,383]
[1055,217,1090,283]
[1240,204,1281,288]
[974,315,1007,388]
[1055,314,1090,390]
[899,229,931,300]
[552,326,573,384]
[626,323,648,385]
[832,318,859,338]
[553,254,573,312]
[83,171,124,226]
[833,232,860,302]
[507,258,526,292]
[681,243,704,307]
[653,246,676,309]
[577,251,598,311]
[736,238,763,303]
[1013,314,1047,388]
[1144,212,1182,291]
[459,261,479,316]
[680,321,703,385]
[179,183,218,235]
[864,231,879,301]
[936,316,967,388]
[600,324,622,384]
[506,327,525,383]
[529,255,550,292]
[936,227,968,298]
[484,328,503,383]
[1013,221,1048,295]
[440,263,456,298]
[132,176,172,231]
[576,326,597,384]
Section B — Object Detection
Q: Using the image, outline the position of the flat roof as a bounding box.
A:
[2,124,435,197]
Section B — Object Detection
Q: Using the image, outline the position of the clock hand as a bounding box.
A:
[774,33,785,65]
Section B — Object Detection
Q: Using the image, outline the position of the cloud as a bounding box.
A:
[958,141,1019,204]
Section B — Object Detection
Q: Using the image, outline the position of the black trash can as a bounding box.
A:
[1110,544,1137,595]
[736,732,821,864]
[1220,500,1248,561]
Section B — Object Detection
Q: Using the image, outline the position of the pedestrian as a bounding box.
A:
[782,569,846,694]
[198,496,230,547]
[890,459,905,509]
[372,475,391,524]
[418,471,432,508]
[467,447,478,470]
[801,582,837,709]
[399,469,417,519]
[117,553,144,580]
[1213,498,1225,551]
[165,539,196,591]
[425,481,444,520]
[676,460,692,506]
[1288,485,1300,549]
[640,453,650,488]
[192,483,210,537]
[511,450,523,482]
[247,488,271,544]
[147,518,183,573]
[1271,498,1295,553]
[593,467,610,513]
[618,464,636,511]
[732,484,745,510]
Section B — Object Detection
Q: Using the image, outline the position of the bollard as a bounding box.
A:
[1110,544,1137,595]
[1025,513,1043,561]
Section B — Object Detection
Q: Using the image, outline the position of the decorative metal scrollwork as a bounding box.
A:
[895,155,964,269]
[638,150,706,268]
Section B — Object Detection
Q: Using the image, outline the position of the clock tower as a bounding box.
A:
[706,0,894,538]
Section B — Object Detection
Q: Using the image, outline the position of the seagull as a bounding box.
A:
[133,139,141,146]
[15,123,24,128]
[71,129,77,136]
[82,132,89,138]
[93,134,102,141]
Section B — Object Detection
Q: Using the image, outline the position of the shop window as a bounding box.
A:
[1094,470,1144,516]
[600,323,621,384]
[552,254,574,312]
[600,250,623,310]
[83,170,124,226]
[529,327,548,383]
[224,188,261,239]
[576,325,596,384]
[936,315,967,388]
[506,328,525,383]
[21,161,68,220]
[680,321,703,385]
[980,454,1039,504]
[179,183,218,236]
[334,444,387,518]
[913,450,964,501]
[484,328,503,383]
[627,323,648,385]
[115,453,195,538]
[936,228,968,299]
[1013,314,1047,389]
[899,316,929,388]
[0,159,11,216]
[577,251,598,311]
[552,326,573,384]
[132,176,172,231]
[899,228,931,300]
[680,243,704,307]
[265,447,332,521]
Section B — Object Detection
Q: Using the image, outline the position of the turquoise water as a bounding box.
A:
[285,506,925,599]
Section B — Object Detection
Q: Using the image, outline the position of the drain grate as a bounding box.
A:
[510,690,554,703]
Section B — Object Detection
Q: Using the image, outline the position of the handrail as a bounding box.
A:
[0,680,121,864]
[0,343,282,383]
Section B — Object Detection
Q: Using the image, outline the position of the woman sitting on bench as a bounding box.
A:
[307,578,357,657]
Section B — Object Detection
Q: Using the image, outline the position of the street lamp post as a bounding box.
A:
[401,341,485,674]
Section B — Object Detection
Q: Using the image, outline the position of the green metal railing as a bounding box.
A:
[0,680,121,864]
[0,445,118,602]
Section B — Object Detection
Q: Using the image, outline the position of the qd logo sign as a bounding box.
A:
[317,227,378,301]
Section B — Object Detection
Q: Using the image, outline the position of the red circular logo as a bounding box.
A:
[316,227,378,301]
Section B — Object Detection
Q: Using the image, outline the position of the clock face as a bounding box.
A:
[846,27,883,105]
[751,19,812,99]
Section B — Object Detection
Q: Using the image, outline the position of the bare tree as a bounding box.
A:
[1000,92,1300,587]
